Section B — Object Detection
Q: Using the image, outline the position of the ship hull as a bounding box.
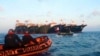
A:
[69,25,87,33]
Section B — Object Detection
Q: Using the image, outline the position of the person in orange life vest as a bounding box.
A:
[4,29,22,49]
[22,31,38,46]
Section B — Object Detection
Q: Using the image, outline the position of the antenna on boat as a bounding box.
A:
[25,20,28,26]
[82,20,87,26]
[60,19,63,24]
[45,20,48,25]
[70,20,76,25]
[16,20,19,27]
[82,20,85,25]
[60,19,66,25]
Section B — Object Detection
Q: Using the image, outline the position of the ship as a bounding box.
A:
[47,20,87,33]
[15,20,51,34]
[68,24,87,33]
[14,20,87,34]
[47,24,87,33]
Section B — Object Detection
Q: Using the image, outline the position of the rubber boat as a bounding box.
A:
[0,36,52,56]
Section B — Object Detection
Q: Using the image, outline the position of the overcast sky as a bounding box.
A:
[0,0,100,33]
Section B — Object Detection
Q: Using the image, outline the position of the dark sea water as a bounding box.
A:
[0,31,100,56]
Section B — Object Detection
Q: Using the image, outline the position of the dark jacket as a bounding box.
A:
[4,34,21,49]
[22,34,37,45]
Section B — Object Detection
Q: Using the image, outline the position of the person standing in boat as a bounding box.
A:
[22,31,38,46]
[4,29,22,49]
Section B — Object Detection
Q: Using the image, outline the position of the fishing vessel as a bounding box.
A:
[14,20,87,34]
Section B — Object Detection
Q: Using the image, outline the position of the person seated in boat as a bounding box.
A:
[4,29,22,50]
[22,31,38,46]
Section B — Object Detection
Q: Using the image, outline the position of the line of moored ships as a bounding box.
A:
[14,20,87,34]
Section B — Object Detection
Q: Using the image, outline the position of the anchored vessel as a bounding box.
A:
[0,36,52,56]
[14,20,87,34]
[69,24,87,33]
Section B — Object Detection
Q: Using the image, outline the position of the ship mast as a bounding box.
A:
[82,20,85,25]
[70,20,76,25]
[60,19,65,25]
[16,20,20,27]
[25,20,28,26]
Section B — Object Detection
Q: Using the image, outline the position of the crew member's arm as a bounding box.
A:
[4,35,8,45]
[15,34,22,46]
